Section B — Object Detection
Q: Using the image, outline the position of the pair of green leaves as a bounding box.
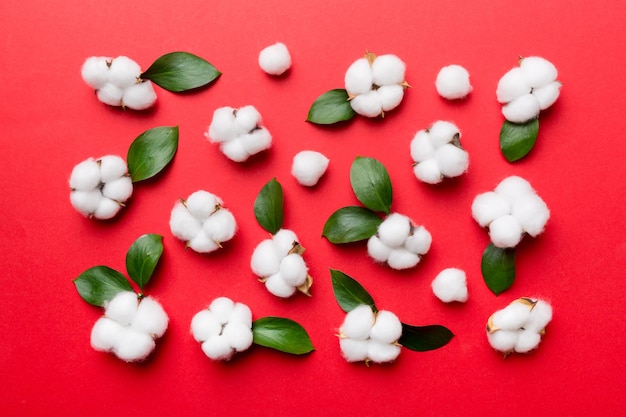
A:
[307,89,356,125]
[500,119,539,162]
[323,157,392,244]
[128,126,179,183]
[481,243,516,295]
[331,269,454,351]
[254,178,284,234]
[252,317,314,355]
[73,234,164,306]
[140,52,221,93]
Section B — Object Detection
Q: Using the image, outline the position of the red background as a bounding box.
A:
[2,0,625,416]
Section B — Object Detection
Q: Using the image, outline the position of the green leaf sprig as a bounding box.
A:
[127,126,178,182]
[252,317,315,355]
[307,89,356,125]
[141,52,221,93]
[481,243,516,295]
[500,119,539,162]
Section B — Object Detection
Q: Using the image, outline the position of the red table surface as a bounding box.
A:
[1,0,625,416]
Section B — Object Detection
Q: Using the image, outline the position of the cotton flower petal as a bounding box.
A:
[471,191,511,227]
[209,297,236,325]
[240,127,272,155]
[202,335,234,361]
[494,176,534,204]
[108,56,141,89]
[265,272,297,298]
[349,90,382,117]
[367,340,401,363]
[428,120,460,149]
[190,309,221,343]
[96,83,124,106]
[520,56,558,89]
[369,310,402,344]
[114,327,156,362]
[487,329,519,352]
[170,202,202,242]
[339,338,369,362]
[291,150,330,187]
[502,93,540,123]
[203,208,237,244]
[377,213,411,248]
[387,248,420,270]
[69,158,101,191]
[81,56,111,90]
[514,329,542,353]
[431,268,468,303]
[410,130,435,163]
[207,106,238,143]
[188,231,219,253]
[251,239,282,277]
[258,42,291,76]
[414,159,442,184]
[489,214,524,248]
[122,81,157,110]
[377,84,404,112]
[279,253,308,287]
[220,137,249,162]
[105,291,138,326]
[367,235,392,263]
[98,155,128,183]
[533,80,561,110]
[344,57,374,95]
[222,322,253,352]
[234,105,262,134]
[404,226,432,255]
[132,296,168,338]
[91,317,125,352]
[70,189,102,216]
[371,54,406,86]
[229,303,253,328]
[435,143,469,178]
[102,176,133,202]
[272,229,299,256]
[492,301,532,331]
[511,193,550,237]
[496,67,531,103]
[93,197,122,220]
[525,300,553,333]
[435,64,472,100]
[340,305,375,340]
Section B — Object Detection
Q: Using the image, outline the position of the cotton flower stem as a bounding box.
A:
[365,51,377,64]
[288,242,306,256]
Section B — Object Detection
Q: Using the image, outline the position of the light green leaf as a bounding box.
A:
[398,323,454,352]
[330,269,377,313]
[73,266,134,307]
[481,243,516,295]
[141,52,221,92]
[254,178,284,234]
[125,234,163,291]
[500,119,539,162]
[252,317,314,355]
[306,89,356,125]
[127,126,178,182]
[350,157,392,214]
[322,206,382,243]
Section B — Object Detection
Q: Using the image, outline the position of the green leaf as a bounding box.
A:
[252,317,314,355]
[398,323,454,352]
[125,234,163,291]
[127,126,178,182]
[481,243,516,295]
[141,52,221,92]
[500,119,539,162]
[350,156,392,214]
[73,266,134,307]
[306,89,356,125]
[322,206,382,243]
[330,269,376,313]
[254,178,284,234]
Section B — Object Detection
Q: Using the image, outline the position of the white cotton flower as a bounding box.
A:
[291,150,330,186]
[340,305,375,340]
[377,213,411,248]
[368,214,431,270]
[81,56,111,90]
[431,268,468,303]
[502,93,540,123]
[258,42,291,76]
[435,64,472,100]
[488,214,524,248]
[369,310,402,344]
[122,81,157,110]
[519,56,558,89]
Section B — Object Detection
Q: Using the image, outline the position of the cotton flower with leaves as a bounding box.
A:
[169,190,237,253]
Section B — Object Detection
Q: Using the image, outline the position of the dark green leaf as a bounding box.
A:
[252,317,314,355]
[254,178,284,234]
[306,89,356,125]
[125,234,163,290]
[350,157,392,214]
[127,126,178,182]
[500,119,539,162]
[330,269,376,313]
[73,266,133,307]
[398,323,454,352]
[141,52,221,92]
[322,206,382,243]
[481,243,516,295]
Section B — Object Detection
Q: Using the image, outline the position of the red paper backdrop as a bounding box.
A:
[1,0,625,416]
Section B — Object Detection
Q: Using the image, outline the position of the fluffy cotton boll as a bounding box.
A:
[431,268,468,303]
[340,305,375,340]
[70,190,102,216]
[222,322,253,352]
[188,231,219,253]
[371,54,406,86]
[436,65,472,100]
[186,190,221,220]
[96,83,124,106]
[102,177,133,202]
[202,335,234,361]
[278,253,308,287]
[240,128,272,155]
[91,317,125,352]
[525,300,553,333]
[344,57,374,95]
[533,81,561,110]
[98,155,128,183]
[81,56,111,90]
[170,203,202,242]
[489,214,524,248]
[367,340,401,363]
[492,301,531,331]
[291,150,330,187]
[122,81,157,110]
[471,192,511,227]
[502,93,541,123]
[435,144,469,178]
[410,130,435,163]
[272,229,299,256]
[350,90,382,117]
[207,107,238,143]
[115,328,156,362]
[265,272,297,298]
[495,176,534,203]
[387,248,420,270]
[131,297,168,338]
[94,197,122,220]
[511,193,550,237]
[369,311,402,344]
[190,310,221,343]
[487,329,519,352]
[377,84,404,112]
[339,338,369,362]
[520,56,558,89]
[234,105,262,134]
[377,213,411,248]
[404,226,432,255]
[69,158,101,191]
[105,291,138,326]
[108,56,141,89]
[367,235,392,263]
[428,120,460,149]
[251,240,282,277]
[209,297,235,325]
[220,137,249,162]
[414,159,442,184]
[258,42,291,76]
[229,303,253,328]
[514,330,542,353]
[496,67,531,103]
[203,209,237,243]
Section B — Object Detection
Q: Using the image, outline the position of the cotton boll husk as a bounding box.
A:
[344,57,374,95]
[220,137,249,162]
[414,159,442,184]
[122,81,157,110]
[340,305,375,340]
[188,231,219,253]
[272,229,299,256]
[209,297,235,325]
[96,83,124,106]
[435,143,469,178]
[234,105,262,133]
[108,56,141,89]
[278,253,308,287]
[496,67,531,103]
[203,209,237,243]
[350,90,382,118]
[222,322,253,352]
[70,158,101,191]
[525,300,553,333]
[489,214,524,248]
[131,297,169,338]
[367,340,401,363]
[105,291,138,326]
[102,176,133,202]
[435,64,472,100]
[291,150,330,186]
[202,335,234,361]
[207,107,238,143]
[410,130,435,163]
[229,303,253,328]
[387,248,420,270]
[190,309,221,343]
[404,226,432,255]
[114,327,156,362]
[514,330,542,353]
[91,317,125,352]
[369,310,402,344]
[367,235,392,263]
[98,155,128,183]
[170,203,202,242]
[492,301,531,330]
[185,190,220,220]
[70,190,102,216]
[251,239,281,277]
[520,56,558,89]
[533,81,561,110]
[258,42,291,75]
[371,54,406,86]
[81,56,111,89]
[94,197,122,220]
[339,338,369,362]
[265,272,297,298]
[377,213,411,248]
[241,128,272,155]
[471,191,511,227]
[428,120,460,149]
[511,193,550,237]
[487,329,518,352]
[377,84,404,112]
[431,268,468,303]
[495,176,534,204]
[502,93,540,123]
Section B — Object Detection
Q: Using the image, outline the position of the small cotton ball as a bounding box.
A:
[492,301,531,331]
[170,202,202,242]
[387,248,420,270]
[525,299,553,333]
[187,231,219,253]
[251,239,281,277]
[511,193,550,237]
[431,268,468,303]
[367,340,401,363]
[496,67,531,103]
[428,120,460,149]
[404,225,432,255]
[190,309,221,343]
[344,57,374,95]
[435,64,472,100]
[209,297,235,325]
[349,90,382,118]
[93,197,122,220]
[519,56,558,89]
[98,155,128,183]
[131,297,168,338]
[487,329,519,352]
[222,322,253,352]
[371,54,406,86]
[202,335,234,361]
[105,291,138,326]
[471,191,511,227]
[339,338,369,362]
[102,176,133,202]
[489,214,524,248]
[377,84,404,112]
[278,253,308,287]
[291,150,330,187]
[514,329,542,353]
[186,190,220,220]
[70,190,102,216]
[258,42,291,76]
[203,208,237,244]
[272,229,299,256]
[367,235,392,263]
[340,305,375,340]
[234,105,262,134]
[207,106,238,143]
[220,137,249,162]
[435,143,469,178]
[532,80,561,110]
[122,81,157,110]
[108,56,141,89]
[96,83,124,107]
[410,130,435,163]
[69,158,101,191]
[91,317,124,352]
[369,310,402,344]
[413,159,442,184]
[81,56,111,90]
[229,303,253,328]
[265,272,297,298]
[502,93,540,123]
[115,327,156,362]
[494,176,534,204]
[377,213,411,248]
[240,127,272,155]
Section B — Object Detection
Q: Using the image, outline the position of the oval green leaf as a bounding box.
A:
[330,269,376,313]
[252,317,314,355]
[254,178,284,234]
[500,118,539,162]
[481,242,516,295]
[73,266,133,307]
[306,89,356,125]
[322,206,382,243]
[350,156,392,214]
[126,234,163,290]
[127,126,179,182]
[398,323,454,352]
[141,52,221,92]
